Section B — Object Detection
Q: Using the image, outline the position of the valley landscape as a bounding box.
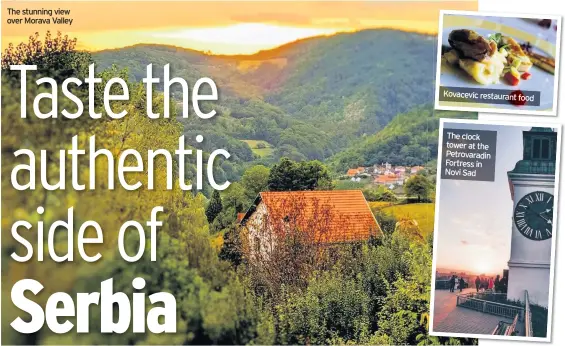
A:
[2,22,477,346]
[94,29,476,185]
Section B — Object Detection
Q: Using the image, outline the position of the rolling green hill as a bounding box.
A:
[93,29,445,168]
[93,30,479,182]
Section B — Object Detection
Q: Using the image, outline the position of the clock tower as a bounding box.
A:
[507,127,556,307]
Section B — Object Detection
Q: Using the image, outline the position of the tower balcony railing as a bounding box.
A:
[456,291,525,321]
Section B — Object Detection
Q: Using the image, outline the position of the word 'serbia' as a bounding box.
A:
[11,277,175,334]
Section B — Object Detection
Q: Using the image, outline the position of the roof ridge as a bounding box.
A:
[260,189,363,194]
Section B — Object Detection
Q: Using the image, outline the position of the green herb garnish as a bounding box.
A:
[488,33,503,46]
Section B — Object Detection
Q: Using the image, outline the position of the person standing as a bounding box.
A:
[475,276,481,292]
[494,275,501,293]
[501,276,508,293]
[459,277,465,292]
[449,275,456,292]
[488,277,494,291]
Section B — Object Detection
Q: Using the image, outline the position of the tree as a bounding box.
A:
[2,31,92,82]
[222,182,248,213]
[241,165,270,199]
[219,225,243,267]
[404,175,431,202]
[206,190,223,223]
[268,158,333,191]
[364,186,398,202]
[374,210,398,235]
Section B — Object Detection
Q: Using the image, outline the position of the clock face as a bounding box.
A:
[513,191,554,241]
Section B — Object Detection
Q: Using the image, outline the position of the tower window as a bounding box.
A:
[532,138,551,160]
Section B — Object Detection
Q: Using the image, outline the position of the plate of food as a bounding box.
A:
[439,24,556,110]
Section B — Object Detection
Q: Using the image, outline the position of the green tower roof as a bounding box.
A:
[530,127,554,132]
[509,127,557,175]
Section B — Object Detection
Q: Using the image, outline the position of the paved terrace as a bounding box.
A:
[433,288,524,335]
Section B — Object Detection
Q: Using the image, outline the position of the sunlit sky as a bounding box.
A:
[435,123,529,276]
[2,1,476,54]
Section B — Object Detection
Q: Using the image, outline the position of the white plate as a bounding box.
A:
[440,26,555,110]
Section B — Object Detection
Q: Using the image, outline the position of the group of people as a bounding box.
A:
[448,275,465,292]
[474,274,508,293]
[444,273,508,294]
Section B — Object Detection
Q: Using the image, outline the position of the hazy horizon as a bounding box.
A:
[84,27,436,55]
[2,1,477,54]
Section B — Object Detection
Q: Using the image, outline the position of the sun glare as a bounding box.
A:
[151,23,340,54]
[473,260,494,275]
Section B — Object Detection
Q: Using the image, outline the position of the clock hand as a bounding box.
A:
[539,214,553,225]
[540,208,553,216]
[523,206,552,224]
[529,208,553,225]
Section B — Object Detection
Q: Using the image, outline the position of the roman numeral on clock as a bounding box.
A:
[546,228,552,237]
[514,191,554,241]
[516,217,527,229]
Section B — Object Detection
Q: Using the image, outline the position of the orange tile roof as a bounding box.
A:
[374,175,400,183]
[244,190,381,243]
[346,169,359,176]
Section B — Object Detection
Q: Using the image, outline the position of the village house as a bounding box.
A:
[372,162,392,175]
[410,166,425,174]
[239,190,382,259]
[394,166,407,174]
[373,173,404,186]
[346,167,369,177]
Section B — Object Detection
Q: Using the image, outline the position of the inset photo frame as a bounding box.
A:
[430,119,561,342]
[435,11,561,116]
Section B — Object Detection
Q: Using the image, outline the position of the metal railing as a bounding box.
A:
[507,314,520,335]
[524,290,533,337]
[492,313,520,336]
[435,279,450,290]
[435,279,469,290]
[456,292,524,320]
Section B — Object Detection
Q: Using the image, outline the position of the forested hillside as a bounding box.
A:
[328,107,477,171]
[94,29,440,175]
